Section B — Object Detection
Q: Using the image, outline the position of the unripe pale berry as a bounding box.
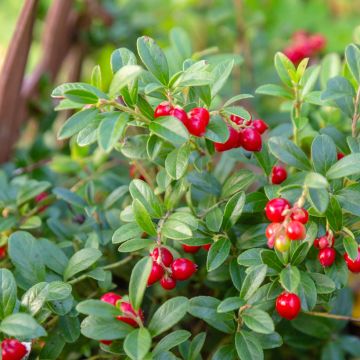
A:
[290,208,309,224]
[286,221,306,240]
[271,165,287,184]
[151,247,173,267]
[318,248,336,267]
[274,234,291,253]
[1,339,27,360]
[239,128,262,152]
[265,198,291,222]
[171,258,197,280]
[276,292,301,320]
[147,262,164,285]
[344,248,360,273]
[160,276,177,290]
[154,102,172,118]
[182,244,201,253]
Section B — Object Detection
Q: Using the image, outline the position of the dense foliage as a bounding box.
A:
[1,27,360,359]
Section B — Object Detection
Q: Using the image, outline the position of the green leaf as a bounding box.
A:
[280,266,300,292]
[238,249,262,267]
[162,219,192,240]
[304,172,329,189]
[339,335,360,356]
[206,237,231,272]
[261,250,283,273]
[223,94,253,107]
[118,238,154,253]
[137,36,169,85]
[80,315,132,340]
[221,170,255,198]
[165,143,191,180]
[320,53,341,89]
[204,114,230,143]
[257,332,283,349]
[205,207,223,232]
[0,313,46,338]
[217,297,245,313]
[170,27,192,61]
[111,48,137,73]
[109,65,143,98]
[8,231,46,285]
[150,116,189,146]
[97,112,128,153]
[38,239,68,275]
[345,43,360,84]
[242,308,275,334]
[211,59,234,97]
[130,179,164,218]
[308,188,329,214]
[121,134,149,159]
[58,108,98,140]
[309,273,335,294]
[16,180,51,206]
[112,223,145,244]
[63,248,102,281]
[91,65,102,89]
[132,199,157,236]
[21,282,49,315]
[255,84,293,99]
[188,296,234,333]
[336,184,360,216]
[325,196,343,231]
[311,134,337,175]
[52,82,107,99]
[343,237,359,261]
[300,65,320,97]
[298,272,317,311]
[129,257,152,310]
[222,192,245,230]
[76,300,122,318]
[240,265,267,300]
[153,330,191,355]
[327,153,360,179]
[148,297,189,337]
[235,331,264,360]
[223,106,251,120]
[0,269,17,320]
[64,89,98,104]
[124,328,152,360]
[53,187,87,207]
[268,136,311,170]
[274,52,296,87]
[290,242,311,266]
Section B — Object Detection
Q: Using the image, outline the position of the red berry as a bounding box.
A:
[2,339,27,360]
[239,128,262,152]
[202,243,211,251]
[151,247,173,267]
[308,34,326,52]
[160,276,176,290]
[344,248,360,273]
[0,246,6,259]
[337,152,345,160]
[271,165,287,184]
[265,223,282,239]
[290,208,309,224]
[182,244,201,253]
[100,292,122,306]
[318,248,336,267]
[265,198,291,222]
[100,340,112,346]
[171,258,197,281]
[118,301,144,328]
[35,192,49,213]
[276,292,301,320]
[170,106,189,127]
[314,237,320,249]
[147,262,164,285]
[286,221,306,241]
[252,119,268,134]
[154,102,172,118]
[214,126,240,152]
[129,164,146,181]
[274,234,291,253]
[187,107,210,137]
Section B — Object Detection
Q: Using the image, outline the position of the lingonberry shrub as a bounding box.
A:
[1,29,360,359]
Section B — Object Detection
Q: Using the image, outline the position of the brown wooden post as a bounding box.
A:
[0,0,39,163]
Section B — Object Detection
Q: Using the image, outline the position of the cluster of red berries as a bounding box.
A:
[314,232,336,267]
[154,102,267,153]
[1,339,27,360]
[275,291,301,320]
[182,243,211,253]
[284,30,326,65]
[344,247,360,273]
[148,247,197,290]
[271,165,287,185]
[155,102,210,137]
[265,198,308,252]
[214,115,268,153]
[100,292,144,345]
